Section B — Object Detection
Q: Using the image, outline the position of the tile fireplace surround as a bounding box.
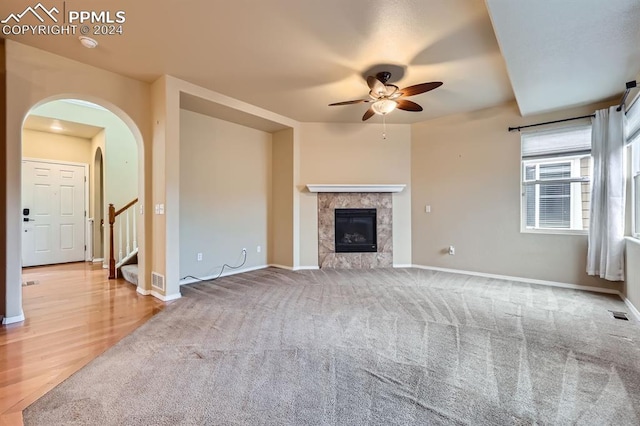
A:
[317,192,393,269]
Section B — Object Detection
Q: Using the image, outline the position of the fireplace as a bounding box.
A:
[316,192,392,268]
[334,208,377,253]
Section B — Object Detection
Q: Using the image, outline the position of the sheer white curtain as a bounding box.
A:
[587,106,626,281]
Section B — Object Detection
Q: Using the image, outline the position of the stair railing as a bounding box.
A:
[108,198,138,279]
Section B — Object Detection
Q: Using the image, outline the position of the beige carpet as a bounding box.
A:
[24,268,640,425]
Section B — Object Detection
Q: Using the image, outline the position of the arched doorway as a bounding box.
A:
[20,97,143,286]
[2,59,151,326]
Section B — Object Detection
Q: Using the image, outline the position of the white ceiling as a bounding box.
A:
[2,1,639,123]
[486,0,640,116]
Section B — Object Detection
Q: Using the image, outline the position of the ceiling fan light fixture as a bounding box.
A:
[328,70,442,121]
[371,99,397,115]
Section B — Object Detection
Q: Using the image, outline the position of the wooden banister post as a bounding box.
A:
[107,198,138,279]
[108,203,116,279]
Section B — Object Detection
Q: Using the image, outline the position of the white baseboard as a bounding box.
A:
[623,297,640,322]
[393,264,413,268]
[412,264,622,296]
[92,258,104,264]
[179,265,269,285]
[269,264,294,270]
[136,286,181,302]
[270,265,320,271]
[179,264,320,282]
[294,265,320,271]
[2,311,25,325]
[152,291,181,302]
[136,287,182,302]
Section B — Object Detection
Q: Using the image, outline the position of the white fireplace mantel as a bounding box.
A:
[306,184,406,193]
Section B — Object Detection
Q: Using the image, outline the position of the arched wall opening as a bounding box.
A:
[24,98,140,269]
[4,93,147,324]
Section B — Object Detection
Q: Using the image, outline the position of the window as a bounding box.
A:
[628,100,640,238]
[521,126,592,233]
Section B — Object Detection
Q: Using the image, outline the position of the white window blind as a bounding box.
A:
[521,125,592,232]
[522,125,592,159]
[626,99,640,144]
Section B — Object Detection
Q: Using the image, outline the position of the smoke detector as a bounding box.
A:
[79,36,98,49]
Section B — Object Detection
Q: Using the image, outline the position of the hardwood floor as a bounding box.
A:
[0,262,167,426]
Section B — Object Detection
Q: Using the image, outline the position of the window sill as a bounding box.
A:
[521,228,588,236]
[625,236,640,246]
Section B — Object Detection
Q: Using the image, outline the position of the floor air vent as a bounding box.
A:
[151,272,165,292]
[22,280,39,287]
[610,310,629,321]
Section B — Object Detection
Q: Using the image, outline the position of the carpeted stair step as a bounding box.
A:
[120,264,138,286]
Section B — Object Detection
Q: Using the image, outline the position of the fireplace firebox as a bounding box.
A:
[334,208,377,253]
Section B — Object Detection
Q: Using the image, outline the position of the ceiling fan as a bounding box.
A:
[329,71,443,121]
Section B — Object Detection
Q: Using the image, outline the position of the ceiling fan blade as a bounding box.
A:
[367,75,386,97]
[399,81,443,97]
[328,99,369,106]
[362,107,375,121]
[396,99,423,112]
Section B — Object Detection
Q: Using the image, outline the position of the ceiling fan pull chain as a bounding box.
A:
[382,114,387,140]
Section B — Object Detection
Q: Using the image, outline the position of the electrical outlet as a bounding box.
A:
[197,252,203,261]
[425,205,431,213]
[448,246,455,255]
[257,245,261,253]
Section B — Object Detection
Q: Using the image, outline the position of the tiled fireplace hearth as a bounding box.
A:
[307,184,405,269]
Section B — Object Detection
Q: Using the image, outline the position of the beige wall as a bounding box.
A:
[151,78,168,294]
[298,122,412,267]
[155,76,298,298]
[4,40,151,321]
[0,39,6,320]
[271,128,294,267]
[22,130,92,165]
[411,100,619,290]
[179,109,271,278]
[625,239,640,314]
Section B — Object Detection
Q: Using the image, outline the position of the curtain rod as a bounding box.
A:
[508,114,594,132]
[508,80,637,132]
[616,80,638,112]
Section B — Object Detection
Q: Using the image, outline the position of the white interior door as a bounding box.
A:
[22,160,86,267]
